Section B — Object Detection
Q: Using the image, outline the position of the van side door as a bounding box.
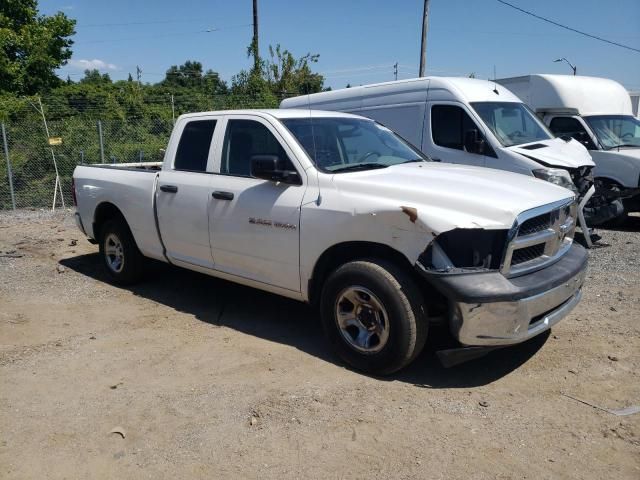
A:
[208,115,306,292]
[425,102,490,166]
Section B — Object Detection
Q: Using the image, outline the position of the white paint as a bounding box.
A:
[74,109,573,302]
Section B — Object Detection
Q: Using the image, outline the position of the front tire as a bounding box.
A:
[320,259,428,375]
[98,218,145,285]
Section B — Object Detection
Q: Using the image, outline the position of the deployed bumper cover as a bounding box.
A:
[419,244,588,346]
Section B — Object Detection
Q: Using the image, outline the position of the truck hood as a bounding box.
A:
[331,162,574,233]
[507,137,595,169]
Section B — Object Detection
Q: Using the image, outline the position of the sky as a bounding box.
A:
[40,0,640,91]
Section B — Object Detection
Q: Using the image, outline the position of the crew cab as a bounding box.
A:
[73,109,588,374]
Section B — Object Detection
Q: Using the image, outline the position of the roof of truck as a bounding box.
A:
[497,74,633,116]
[280,76,521,110]
[177,109,364,121]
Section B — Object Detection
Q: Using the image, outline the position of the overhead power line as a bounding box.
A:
[75,24,252,45]
[81,18,209,28]
[496,0,640,54]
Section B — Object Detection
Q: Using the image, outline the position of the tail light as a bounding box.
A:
[71,177,77,207]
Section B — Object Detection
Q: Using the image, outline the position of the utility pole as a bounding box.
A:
[394,62,398,81]
[419,0,430,77]
[252,0,260,71]
[136,65,142,83]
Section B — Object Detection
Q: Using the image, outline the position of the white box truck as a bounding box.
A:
[497,75,640,222]
[281,77,619,241]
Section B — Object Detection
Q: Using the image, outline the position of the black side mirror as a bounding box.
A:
[250,155,301,185]
[464,129,485,154]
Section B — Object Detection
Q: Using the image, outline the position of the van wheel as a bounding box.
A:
[98,218,145,285]
[320,259,428,375]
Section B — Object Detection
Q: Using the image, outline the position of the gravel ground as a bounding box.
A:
[0,210,638,479]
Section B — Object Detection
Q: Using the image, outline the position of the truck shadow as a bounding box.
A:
[60,253,548,389]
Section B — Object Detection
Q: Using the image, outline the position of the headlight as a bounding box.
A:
[532,168,577,192]
[419,228,509,272]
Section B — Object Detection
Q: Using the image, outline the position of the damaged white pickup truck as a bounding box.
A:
[72,109,588,374]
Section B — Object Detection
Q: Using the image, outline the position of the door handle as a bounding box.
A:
[431,158,441,162]
[212,191,234,201]
[160,184,178,193]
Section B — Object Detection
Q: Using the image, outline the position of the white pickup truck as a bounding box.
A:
[73,109,588,374]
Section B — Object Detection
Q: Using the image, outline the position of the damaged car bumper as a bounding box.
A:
[418,243,588,346]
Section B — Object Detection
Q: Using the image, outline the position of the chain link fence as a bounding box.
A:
[0,116,173,210]
[0,93,291,210]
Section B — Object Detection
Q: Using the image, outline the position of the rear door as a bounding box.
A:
[156,116,222,268]
[208,115,306,292]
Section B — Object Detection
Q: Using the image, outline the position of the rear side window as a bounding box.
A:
[549,117,597,150]
[221,119,291,176]
[431,105,481,151]
[174,120,217,172]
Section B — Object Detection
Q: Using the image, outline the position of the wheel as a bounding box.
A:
[320,259,428,375]
[98,218,145,285]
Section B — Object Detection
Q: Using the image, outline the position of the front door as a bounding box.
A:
[208,116,306,292]
[426,102,488,166]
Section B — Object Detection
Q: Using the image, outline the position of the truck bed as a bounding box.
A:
[74,164,165,261]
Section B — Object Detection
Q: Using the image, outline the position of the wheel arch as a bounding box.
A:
[92,202,138,249]
[307,241,415,306]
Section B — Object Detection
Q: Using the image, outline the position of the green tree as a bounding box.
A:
[266,44,323,96]
[0,0,76,94]
[80,69,112,85]
[161,60,227,95]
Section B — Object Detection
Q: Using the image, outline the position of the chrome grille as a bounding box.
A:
[518,213,552,236]
[511,244,546,265]
[501,199,577,278]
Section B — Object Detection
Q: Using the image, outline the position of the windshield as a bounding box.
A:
[281,117,429,172]
[585,115,640,149]
[471,101,553,147]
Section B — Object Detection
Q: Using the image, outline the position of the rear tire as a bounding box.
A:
[98,218,145,285]
[320,259,428,375]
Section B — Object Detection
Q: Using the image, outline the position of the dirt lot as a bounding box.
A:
[0,210,638,479]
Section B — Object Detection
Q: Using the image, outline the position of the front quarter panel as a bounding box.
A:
[298,177,511,300]
[590,150,640,188]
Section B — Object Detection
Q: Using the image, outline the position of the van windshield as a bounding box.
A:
[585,115,640,149]
[471,102,553,147]
[281,117,429,173]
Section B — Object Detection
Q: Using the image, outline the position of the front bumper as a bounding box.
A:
[418,243,588,346]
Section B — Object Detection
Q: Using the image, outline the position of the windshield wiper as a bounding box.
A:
[399,158,425,164]
[605,143,639,150]
[330,163,389,173]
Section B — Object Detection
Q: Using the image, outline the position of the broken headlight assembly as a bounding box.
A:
[532,168,578,193]
[418,228,509,273]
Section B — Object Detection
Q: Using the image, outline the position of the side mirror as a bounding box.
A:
[250,155,301,185]
[464,129,485,155]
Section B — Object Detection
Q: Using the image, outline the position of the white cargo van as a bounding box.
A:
[281,77,617,241]
[497,75,640,221]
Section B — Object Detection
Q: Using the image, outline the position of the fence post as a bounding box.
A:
[97,120,105,163]
[1,123,16,210]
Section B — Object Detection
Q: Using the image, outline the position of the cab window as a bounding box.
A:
[221,119,293,176]
[549,117,597,150]
[431,105,486,153]
[174,120,217,172]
